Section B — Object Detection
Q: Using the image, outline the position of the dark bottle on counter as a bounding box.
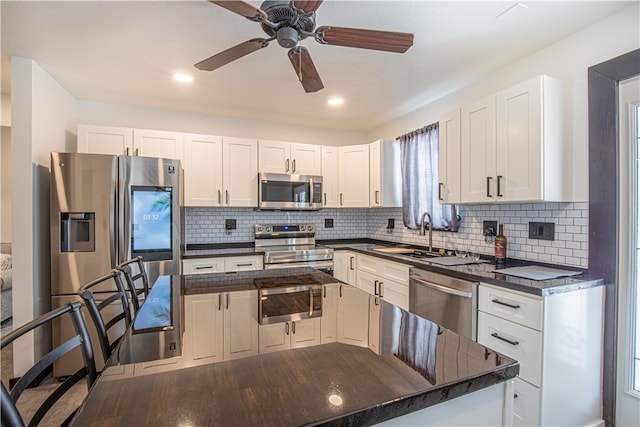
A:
[495,224,507,264]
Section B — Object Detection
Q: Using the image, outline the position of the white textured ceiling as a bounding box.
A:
[1,1,635,131]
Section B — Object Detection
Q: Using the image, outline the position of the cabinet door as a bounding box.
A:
[133,129,183,160]
[461,95,496,203]
[496,77,543,201]
[333,252,349,283]
[513,377,541,427]
[291,318,321,349]
[356,269,378,297]
[338,145,369,207]
[346,253,358,286]
[368,296,381,354]
[259,322,291,354]
[438,109,462,204]
[369,140,382,206]
[379,279,409,311]
[183,294,224,365]
[223,137,258,207]
[337,284,369,347]
[258,140,290,173]
[320,284,339,344]
[182,258,224,275]
[77,125,133,155]
[321,146,339,207]
[224,290,259,360]
[290,143,322,175]
[183,133,223,206]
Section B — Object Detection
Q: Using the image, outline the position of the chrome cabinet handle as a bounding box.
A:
[375,190,379,204]
[218,294,222,311]
[226,293,230,309]
[340,193,343,206]
[379,282,384,298]
[486,176,493,198]
[124,147,129,155]
[323,286,326,298]
[497,175,503,197]
[491,298,521,309]
[285,322,290,335]
[339,284,343,298]
[292,321,296,334]
[374,280,379,296]
[324,193,327,206]
[285,158,290,172]
[491,332,519,346]
[225,190,229,205]
[217,190,221,204]
[349,256,354,270]
[292,159,296,173]
[438,183,444,201]
[134,148,139,156]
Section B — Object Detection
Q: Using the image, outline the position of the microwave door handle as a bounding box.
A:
[309,178,314,207]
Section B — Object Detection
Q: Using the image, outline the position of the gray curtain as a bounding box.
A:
[399,123,459,231]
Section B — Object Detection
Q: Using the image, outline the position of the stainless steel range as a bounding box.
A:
[255,223,334,274]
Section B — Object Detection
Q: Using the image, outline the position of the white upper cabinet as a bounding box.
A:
[77,125,133,155]
[133,129,183,161]
[438,109,462,204]
[369,139,402,207]
[460,75,568,203]
[321,146,339,208]
[338,144,370,207]
[258,140,322,175]
[183,135,257,207]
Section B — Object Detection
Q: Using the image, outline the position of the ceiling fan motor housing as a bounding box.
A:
[260,0,316,47]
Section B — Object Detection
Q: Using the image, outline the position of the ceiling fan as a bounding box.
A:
[194,0,414,93]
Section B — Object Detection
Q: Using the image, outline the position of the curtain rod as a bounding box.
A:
[396,122,438,141]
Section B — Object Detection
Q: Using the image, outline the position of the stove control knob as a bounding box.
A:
[300,225,306,231]
[257,226,264,232]
[266,226,272,232]
[307,225,314,232]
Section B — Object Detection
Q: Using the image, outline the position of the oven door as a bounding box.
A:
[259,286,322,324]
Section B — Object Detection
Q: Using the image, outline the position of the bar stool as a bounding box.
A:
[117,256,150,315]
[77,269,132,364]
[1,302,97,427]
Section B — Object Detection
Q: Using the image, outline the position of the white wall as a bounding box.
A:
[76,101,369,147]
[1,94,10,127]
[11,57,75,377]
[367,3,640,202]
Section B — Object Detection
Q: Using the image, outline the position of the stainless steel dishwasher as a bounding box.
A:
[409,268,478,340]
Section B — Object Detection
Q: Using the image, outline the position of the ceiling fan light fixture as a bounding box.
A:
[277,26,299,48]
[173,73,193,83]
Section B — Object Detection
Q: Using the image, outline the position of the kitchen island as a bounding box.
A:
[71,268,518,426]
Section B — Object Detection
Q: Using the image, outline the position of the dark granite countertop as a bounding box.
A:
[183,239,603,296]
[72,269,518,427]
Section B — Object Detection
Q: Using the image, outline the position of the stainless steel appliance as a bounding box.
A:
[258,172,323,210]
[255,275,323,325]
[409,268,478,340]
[255,223,333,273]
[50,152,182,376]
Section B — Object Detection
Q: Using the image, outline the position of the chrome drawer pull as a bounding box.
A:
[236,263,253,267]
[491,332,519,346]
[195,265,213,270]
[491,298,521,309]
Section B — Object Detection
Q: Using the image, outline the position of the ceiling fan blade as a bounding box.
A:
[195,39,269,71]
[288,46,324,93]
[315,26,414,53]
[293,0,324,13]
[208,0,265,20]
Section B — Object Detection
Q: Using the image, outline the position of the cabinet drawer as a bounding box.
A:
[224,255,263,272]
[477,311,542,387]
[513,377,541,427]
[479,284,543,330]
[357,254,410,286]
[182,258,224,275]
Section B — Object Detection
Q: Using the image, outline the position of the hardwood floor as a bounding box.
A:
[1,319,89,426]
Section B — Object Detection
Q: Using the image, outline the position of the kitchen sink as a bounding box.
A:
[404,250,441,259]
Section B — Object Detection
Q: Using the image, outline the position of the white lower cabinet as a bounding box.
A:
[477,283,605,426]
[356,254,409,311]
[334,251,357,286]
[259,318,321,354]
[368,295,381,355]
[183,290,258,366]
[182,255,263,275]
[320,283,339,344]
[337,284,369,347]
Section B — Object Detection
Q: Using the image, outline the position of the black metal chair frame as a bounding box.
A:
[77,269,132,364]
[1,302,97,427]
[117,256,150,315]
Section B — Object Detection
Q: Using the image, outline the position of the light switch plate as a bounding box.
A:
[529,222,555,240]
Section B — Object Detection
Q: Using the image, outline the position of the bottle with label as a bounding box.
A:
[495,224,507,264]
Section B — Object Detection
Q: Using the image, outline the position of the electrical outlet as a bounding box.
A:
[529,222,555,240]
[324,218,334,228]
[483,221,497,236]
[225,219,236,230]
[387,218,395,229]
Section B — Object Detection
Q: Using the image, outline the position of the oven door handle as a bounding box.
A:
[410,276,473,298]
[309,287,314,316]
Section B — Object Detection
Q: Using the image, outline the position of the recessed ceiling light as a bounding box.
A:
[173,73,193,83]
[327,97,344,106]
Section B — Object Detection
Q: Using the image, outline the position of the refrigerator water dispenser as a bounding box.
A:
[60,212,95,252]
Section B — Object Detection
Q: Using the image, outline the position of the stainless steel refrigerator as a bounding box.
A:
[50,152,182,376]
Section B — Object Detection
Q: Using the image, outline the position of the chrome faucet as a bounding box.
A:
[420,212,433,253]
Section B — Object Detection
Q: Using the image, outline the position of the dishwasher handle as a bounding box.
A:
[410,275,473,299]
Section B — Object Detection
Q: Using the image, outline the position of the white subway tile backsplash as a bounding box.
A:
[184,202,589,268]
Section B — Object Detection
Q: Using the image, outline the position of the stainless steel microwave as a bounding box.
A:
[258,172,323,210]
